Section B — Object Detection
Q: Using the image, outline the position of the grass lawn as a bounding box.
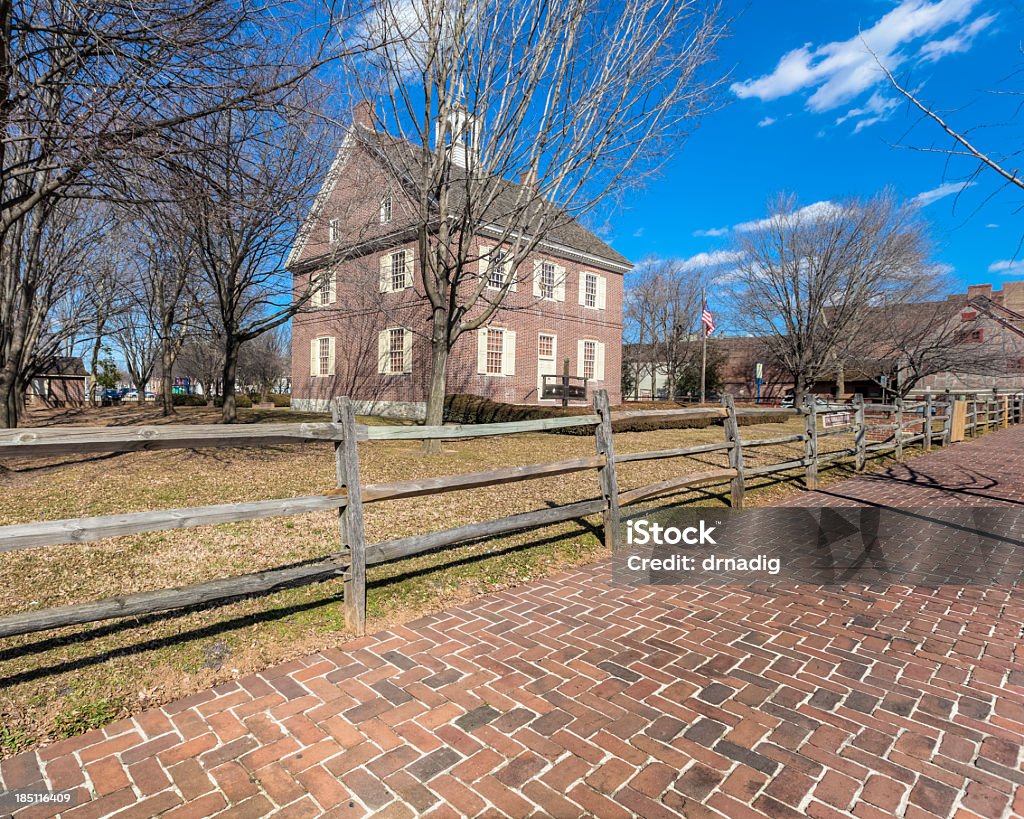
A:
[0,404,910,756]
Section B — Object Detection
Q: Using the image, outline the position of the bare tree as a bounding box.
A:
[0,199,110,425]
[0,0,354,427]
[238,327,289,402]
[170,96,339,421]
[880,61,1024,197]
[727,192,930,404]
[624,258,710,401]
[343,0,725,444]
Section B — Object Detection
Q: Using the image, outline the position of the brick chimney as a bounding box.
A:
[519,168,538,190]
[353,101,374,130]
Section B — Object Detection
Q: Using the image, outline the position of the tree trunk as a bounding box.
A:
[221,336,239,423]
[422,316,450,455]
[0,365,19,428]
[87,334,104,407]
[160,345,175,416]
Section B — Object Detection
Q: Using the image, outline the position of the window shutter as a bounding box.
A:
[378,330,388,374]
[578,272,587,306]
[595,342,605,381]
[554,265,566,302]
[479,246,493,281]
[532,260,542,297]
[577,340,585,378]
[310,338,318,377]
[328,272,337,304]
[327,337,336,375]
[379,255,391,293]
[404,252,414,288]
[597,275,607,310]
[507,260,517,292]
[402,328,413,373]
[503,330,516,376]
[477,328,489,374]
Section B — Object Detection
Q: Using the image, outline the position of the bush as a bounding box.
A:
[171,393,207,407]
[268,393,291,408]
[443,394,789,435]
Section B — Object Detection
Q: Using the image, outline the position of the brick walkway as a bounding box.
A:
[4,429,1024,818]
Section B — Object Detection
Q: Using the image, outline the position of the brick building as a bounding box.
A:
[287,109,631,418]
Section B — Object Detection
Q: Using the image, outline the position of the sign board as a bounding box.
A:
[541,374,587,401]
[823,411,851,429]
[754,362,764,379]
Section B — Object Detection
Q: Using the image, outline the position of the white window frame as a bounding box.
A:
[380,250,413,293]
[317,271,336,306]
[310,335,335,378]
[540,262,556,300]
[380,194,393,224]
[329,218,340,244]
[533,259,566,302]
[577,339,605,382]
[578,271,606,310]
[378,326,413,374]
[477,327,517,377]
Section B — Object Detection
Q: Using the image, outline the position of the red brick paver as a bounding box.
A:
[4,428,1024,817]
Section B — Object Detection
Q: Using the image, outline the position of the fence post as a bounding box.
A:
[721,393,745,508]
[803,394,818,491]
[894,397,904,462]
[924,389,933,451]
[970,398,977,436]
[942,400,953,446]
[593,389,622,552]
[854,394,866,471]
[332,397,367,636]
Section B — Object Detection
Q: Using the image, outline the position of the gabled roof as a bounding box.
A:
[289,124,631,272]
[37,356,87,377]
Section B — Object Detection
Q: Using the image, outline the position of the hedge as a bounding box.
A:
[442,394,788,435]
[171,394,206,407]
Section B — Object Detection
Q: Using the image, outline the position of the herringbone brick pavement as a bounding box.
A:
[3,428,1024,818]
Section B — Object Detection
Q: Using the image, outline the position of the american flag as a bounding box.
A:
[701,301,715,336]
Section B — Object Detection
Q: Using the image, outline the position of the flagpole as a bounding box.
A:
[699,288,707,405]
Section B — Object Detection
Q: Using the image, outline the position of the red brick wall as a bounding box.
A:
[291,238,624,415]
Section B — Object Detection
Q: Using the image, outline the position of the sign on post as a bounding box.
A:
[823,411,851,429]
[541,374,587,402]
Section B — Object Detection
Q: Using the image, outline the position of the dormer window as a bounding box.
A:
[380,195,392,224]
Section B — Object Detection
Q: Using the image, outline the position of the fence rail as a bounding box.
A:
[2,388,1022,640]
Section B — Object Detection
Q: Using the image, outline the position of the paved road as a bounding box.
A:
[3,429,1024,818]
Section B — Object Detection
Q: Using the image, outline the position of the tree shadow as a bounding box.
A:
[0,519,599,687]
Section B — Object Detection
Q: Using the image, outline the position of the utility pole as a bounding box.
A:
[699,287,707,405]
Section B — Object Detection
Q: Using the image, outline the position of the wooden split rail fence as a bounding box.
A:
[0,388,1020,640]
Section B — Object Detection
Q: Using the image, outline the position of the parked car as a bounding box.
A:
[99,388,122,407]
[122,389,156,401]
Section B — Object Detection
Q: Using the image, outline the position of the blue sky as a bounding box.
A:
[610,0,1024,296]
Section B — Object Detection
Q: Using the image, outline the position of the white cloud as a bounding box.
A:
[632,227,645,238]
[912,180,975,207]
[919,12,995,61]
[989,259,1024,275]
[757,116,777,128]
[986,223,999,229]
[694,226,729,238]
[731,1,991,116]
[679,250,743,271]
[734,200,843,233]
[836,91,900,132]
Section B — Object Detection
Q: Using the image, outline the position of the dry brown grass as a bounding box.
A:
[0,405,896,755]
